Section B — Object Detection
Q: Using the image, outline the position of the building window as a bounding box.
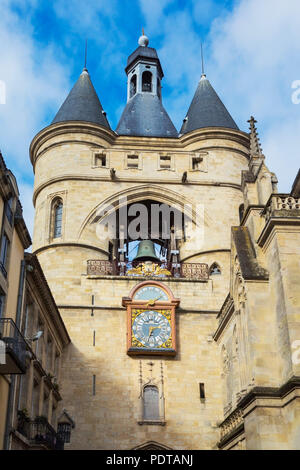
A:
[127,155,140,169]
[210,263,221,275]
[192,156,203,170]
[58,422,71,443]
[52,199,63,239]
[0,233,10,277]
[94,153,107,168]
[0,289,5,318]
[159,155,172,170]
[143,385,160,421]
[130,74,137,98]
[4,197,14,225]
[142,71,152,92]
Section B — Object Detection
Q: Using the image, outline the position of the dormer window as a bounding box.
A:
[130,75,137,98]
[142,71,152,92]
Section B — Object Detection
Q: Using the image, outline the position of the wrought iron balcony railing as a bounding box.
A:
[0,318,27,374]
[17,416,64,450]
[87,260,209,281]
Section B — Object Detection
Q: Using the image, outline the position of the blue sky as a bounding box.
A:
[0,0,299,234]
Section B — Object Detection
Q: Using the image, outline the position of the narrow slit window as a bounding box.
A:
[53,200,63,238]
[199,383,205,400]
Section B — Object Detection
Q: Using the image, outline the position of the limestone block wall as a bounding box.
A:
[262,229,300,383]
[60,302,222,450]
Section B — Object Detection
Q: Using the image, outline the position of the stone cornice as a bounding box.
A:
[239,375,300,411]
[29,122,250,169]
[213,294,235,341]
[218,375,300,449]
[181,248,231,263]
[240,204,264,226]
[29,122,116,166]
[33,242,108,257]
[257,217,300,248]
[32,174,242,205]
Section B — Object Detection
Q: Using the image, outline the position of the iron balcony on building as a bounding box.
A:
[17,415,64,450]
[0,318,27,374]
[87,260,209,281]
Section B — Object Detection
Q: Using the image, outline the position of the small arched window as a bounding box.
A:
[142,71,152,92]
[52,199,63,238]
[210,263,221,275]
[130,74,137,98]
[143,385,160,421]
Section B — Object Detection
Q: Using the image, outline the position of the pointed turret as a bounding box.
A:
[180,74,238,135]
[52,68,110,129]
[116,33,177,138]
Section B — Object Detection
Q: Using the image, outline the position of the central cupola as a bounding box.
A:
[116,33,178,138]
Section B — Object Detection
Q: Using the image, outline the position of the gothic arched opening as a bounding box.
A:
[142,71,152,92]
[130,74,137,98]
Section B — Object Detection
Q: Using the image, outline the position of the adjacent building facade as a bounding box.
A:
[1,32,300,450]
[0,152,71,450]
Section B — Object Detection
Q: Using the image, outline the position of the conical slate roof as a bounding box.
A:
[116,93,178,138]
[52,69,110,128]
[180,75,238,134]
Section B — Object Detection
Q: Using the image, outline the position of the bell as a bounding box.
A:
[132,240,161,264]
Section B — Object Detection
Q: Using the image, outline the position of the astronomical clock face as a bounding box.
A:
[125,283,177,356]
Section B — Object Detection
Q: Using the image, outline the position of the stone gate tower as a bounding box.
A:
[29,33,300,450]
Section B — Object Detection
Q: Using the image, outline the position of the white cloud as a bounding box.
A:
[139,0,300,192]
[0,1,71,234]
[138,0,175,34]
[207,0,300,191]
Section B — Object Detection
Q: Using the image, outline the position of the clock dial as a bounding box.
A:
[133,285,169,302]
[132,310,172,349]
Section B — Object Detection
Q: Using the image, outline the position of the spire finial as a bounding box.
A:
[248,116,264,158]
[83,39,88,72]
[200,43,206,80]
[138,29,149,47]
